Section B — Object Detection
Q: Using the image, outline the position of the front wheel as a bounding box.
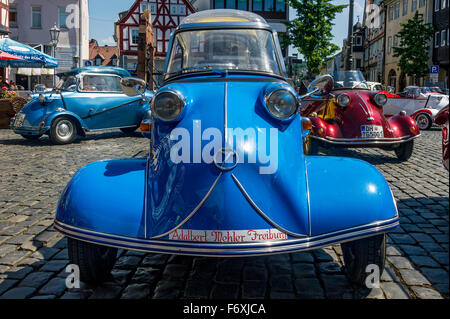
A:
[120,126,138,134]
[67,237,117,283]
[394,140,414,161]
[21,134,42,140]
[49,117,78,144]
[415,113,432,130]
[303,135,319,155]
[341,234,386,287]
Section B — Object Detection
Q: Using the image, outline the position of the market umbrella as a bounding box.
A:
[0,50,25,61]
[0,38,58,68]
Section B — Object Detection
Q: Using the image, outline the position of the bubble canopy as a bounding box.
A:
[179,9,270,29]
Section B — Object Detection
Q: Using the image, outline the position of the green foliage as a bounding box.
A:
[281,0,347,77]
[393,11,434,80]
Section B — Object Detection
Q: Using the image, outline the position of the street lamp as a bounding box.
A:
[49,24,60,88]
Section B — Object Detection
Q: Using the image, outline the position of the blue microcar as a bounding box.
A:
[11,66,153,144]
[54,10,399,286]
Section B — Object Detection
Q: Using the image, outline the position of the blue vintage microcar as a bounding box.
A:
[54,10,399,285]
[11,67,153,144]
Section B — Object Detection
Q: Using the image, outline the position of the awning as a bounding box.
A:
[16,68,55,76]
[0,50,25,66]
[0,38,58,68]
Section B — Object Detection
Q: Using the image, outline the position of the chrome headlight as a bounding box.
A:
[336,94,350,107]
[265,89,298,119]
[373,93,387,106]
[151,89,185,122]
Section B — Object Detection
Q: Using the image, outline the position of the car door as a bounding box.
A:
[66,73,145,130]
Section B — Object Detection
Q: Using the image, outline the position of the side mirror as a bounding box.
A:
[307,75,334,98]
[120,77,147,97]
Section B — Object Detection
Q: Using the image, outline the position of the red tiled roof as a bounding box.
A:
[89,40,119,66]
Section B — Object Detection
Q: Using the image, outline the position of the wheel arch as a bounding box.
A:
[46,112,86,136]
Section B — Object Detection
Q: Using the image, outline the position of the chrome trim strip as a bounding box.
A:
[55,216,399,248]
[150,173,223,239]
[303,159,312,237]
[355,91,372,119]
[230,174,308,238]
[311,134,420,145]
[54,218,399,257]
[224,82,228,144]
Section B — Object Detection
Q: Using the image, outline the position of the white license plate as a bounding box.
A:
[361,125,384,138]
[14,113,25,128]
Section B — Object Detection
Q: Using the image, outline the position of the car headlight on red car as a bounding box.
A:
[373,93,387,107]
[151,89,185,122]
[336,94,351,108]
[265,89,298,119]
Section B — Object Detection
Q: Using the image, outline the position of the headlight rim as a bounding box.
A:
[264,87,298,120]
[336,93,351,108]
[373,93,387,107]
[151,88,186,122]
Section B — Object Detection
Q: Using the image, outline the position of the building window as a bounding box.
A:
[131,29,139,45]
[411,0,417,10]
[387,36,392,53]
[379,11,383,27]
[264,0,274,11]
[9,4,17,28]
[395,2,400,18]
[442,0,447,9]
[435,0,440,11]
[365,47,369,60]
[403,0,408,15]
[389,5,394,20]
[441,29,447,46]
[355,36,362,46]
[434,32,440,48]
[275,0,285,12]
[393,35,398,48]
[226,0,236,8]
[252,0,263,10]
[58,7,69,28]
[31,6,42,29]
[214,0,225,8]
[419,0,425,7]
[95,57,102,66]
[356,59,362,68]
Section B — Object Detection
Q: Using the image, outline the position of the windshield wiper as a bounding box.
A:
[166,66,228,77]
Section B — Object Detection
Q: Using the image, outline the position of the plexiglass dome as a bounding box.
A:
[180,9,268,26]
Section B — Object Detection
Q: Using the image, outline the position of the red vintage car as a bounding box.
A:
[434,105,449,170]
[301,71,420,161]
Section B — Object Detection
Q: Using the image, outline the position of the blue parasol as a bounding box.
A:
[0,38,58,68]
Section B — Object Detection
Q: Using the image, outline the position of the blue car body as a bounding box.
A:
[54,11,398,257]
[11,66,153,138]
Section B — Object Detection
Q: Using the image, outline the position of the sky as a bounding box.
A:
[89,0,366,51]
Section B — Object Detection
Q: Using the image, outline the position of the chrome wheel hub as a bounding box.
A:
[56,120,73,140]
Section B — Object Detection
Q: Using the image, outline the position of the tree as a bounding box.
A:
[281,0,347,78]
[393,11,434,85]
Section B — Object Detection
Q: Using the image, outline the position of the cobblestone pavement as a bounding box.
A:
[0,128,448,299]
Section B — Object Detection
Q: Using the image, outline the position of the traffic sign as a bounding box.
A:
[84,60,93,67]
[430,65,439,74]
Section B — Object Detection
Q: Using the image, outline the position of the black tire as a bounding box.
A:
[67,237,117,283]
[394,140,414,161]
[21,134,42,140]
[303,135,319,155]
[120,126,139,134]
[415,113,432,130]
[49,116,78,144]
[341,234,386,286]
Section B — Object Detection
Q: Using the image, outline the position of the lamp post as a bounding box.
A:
[49,24,60,88]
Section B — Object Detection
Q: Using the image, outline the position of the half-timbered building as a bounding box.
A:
[115,0,195,74]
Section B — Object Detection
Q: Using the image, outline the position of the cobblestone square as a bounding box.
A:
[0,128,448,299]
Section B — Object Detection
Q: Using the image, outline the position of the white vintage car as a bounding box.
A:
[383,86,449,130]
